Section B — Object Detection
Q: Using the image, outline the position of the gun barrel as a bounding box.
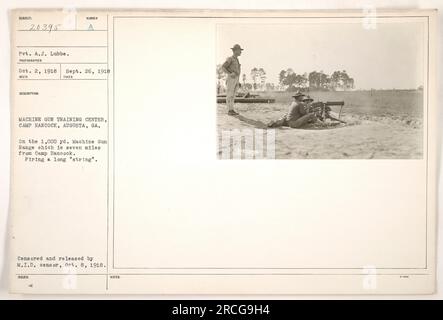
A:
[325,101,344,106]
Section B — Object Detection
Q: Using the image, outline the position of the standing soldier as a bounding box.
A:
[222,44,243,116]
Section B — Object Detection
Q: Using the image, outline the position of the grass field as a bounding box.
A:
[217,90,424,159]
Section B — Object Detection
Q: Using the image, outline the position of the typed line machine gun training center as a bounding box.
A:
[308,101,347,124]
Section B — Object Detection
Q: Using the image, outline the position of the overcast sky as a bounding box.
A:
[217,21,425,90]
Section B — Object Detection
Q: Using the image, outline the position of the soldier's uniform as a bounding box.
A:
[286,100,317,128]
[268,93,317,128]
[222,45,242,112]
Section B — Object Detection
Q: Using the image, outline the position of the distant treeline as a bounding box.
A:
[279,69,355,91]
[216,64,355,92]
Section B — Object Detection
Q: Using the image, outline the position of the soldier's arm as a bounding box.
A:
[299,104,308,116]
[221,57,233,75]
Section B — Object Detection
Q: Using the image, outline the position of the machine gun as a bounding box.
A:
[308,101,346,124]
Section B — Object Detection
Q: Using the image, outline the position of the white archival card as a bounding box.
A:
[9,9,437,294]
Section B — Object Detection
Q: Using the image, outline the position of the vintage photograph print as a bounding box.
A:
[216,20,425,159]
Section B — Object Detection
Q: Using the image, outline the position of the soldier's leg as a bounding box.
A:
[226,96,233,111]
[288,114,317,128]
[267,116,287,128]
[225,77,235,111]
[232,77,239,98]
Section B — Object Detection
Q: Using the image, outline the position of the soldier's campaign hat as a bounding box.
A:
[231,44,244,51]
[302,96,314,102]
[292,91,305,98]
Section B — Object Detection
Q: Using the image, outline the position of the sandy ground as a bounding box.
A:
[217,103,423,159]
